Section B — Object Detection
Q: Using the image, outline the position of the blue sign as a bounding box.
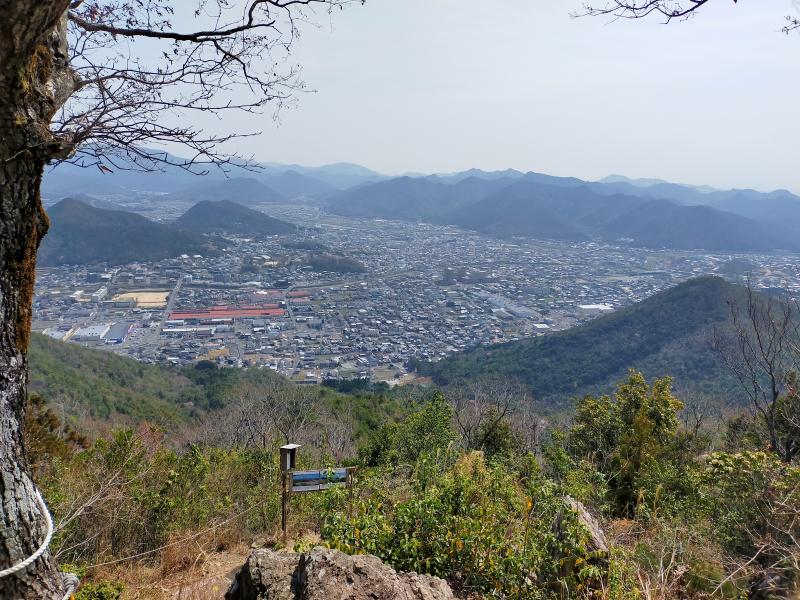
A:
[290,468,349,493]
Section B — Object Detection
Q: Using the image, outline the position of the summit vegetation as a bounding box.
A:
[28,368,800,599]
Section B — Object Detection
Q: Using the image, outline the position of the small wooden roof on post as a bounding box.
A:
[280,443,301,472]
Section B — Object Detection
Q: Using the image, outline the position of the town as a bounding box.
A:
[32,201,800,384]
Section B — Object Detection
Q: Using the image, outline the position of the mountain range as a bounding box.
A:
[164,177,285,205]
[327,175,800,252]
[41,152,800,253]
[326,176,513,221]
[42,154,385,202]
[412,276,744,404]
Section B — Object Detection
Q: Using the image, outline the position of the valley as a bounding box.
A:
[32,187,800,396]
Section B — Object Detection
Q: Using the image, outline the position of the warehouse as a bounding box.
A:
[169,305,284,321]
[72,324,111,341]
[103,322,133,344]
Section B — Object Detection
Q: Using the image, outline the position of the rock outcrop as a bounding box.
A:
[562,497,608,554]
[227,548,300,600]
[226,547,454,600]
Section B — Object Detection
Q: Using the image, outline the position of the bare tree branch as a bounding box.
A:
[47,0,362,173]
[575,0,715,23]
[576,0,799,35]
[714,280,800,463]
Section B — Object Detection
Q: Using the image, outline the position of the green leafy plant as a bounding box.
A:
[74,581,124,600]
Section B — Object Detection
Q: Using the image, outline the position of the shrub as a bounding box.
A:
[358,393,456,467]
[321,452,605,598]
[74,581,124,600]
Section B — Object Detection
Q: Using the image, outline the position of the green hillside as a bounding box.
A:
[413,276,743,403]
[27,334,400,435]
[28,333,204,424]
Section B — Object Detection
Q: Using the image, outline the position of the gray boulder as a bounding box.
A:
[226,547,454,600]
[563,497,608,554]
[226,549,299,600]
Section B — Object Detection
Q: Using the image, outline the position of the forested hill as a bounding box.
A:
[27,333,301,426]
[28,333,203,424]
[174,200,297,236]
[413,276,743,403]
[39,198,217,266]
[27,333,400,437]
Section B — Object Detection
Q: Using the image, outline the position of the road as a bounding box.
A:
[141,276,183,347]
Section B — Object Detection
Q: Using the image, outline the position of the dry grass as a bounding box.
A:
[114,545,248,600]
[84,531,249,600]
[158,528,238,578]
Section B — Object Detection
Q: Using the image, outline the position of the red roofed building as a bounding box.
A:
[169,306,285,321]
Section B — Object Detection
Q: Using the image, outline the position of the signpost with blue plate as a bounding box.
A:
[290,468,350,493]
[280,444,355,538]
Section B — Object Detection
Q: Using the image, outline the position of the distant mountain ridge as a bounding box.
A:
[166,177,285,205]
[174,200,297,236]
[41,152,800,252]
[600,174,718,194]
[455,181,790,251]
[412,276,744,404]
[329,176,800,252]
[262,170,336,199]
[43,154,387,201]
[272,162,385,189]
[39,198,218,266]
[327,176,515,221]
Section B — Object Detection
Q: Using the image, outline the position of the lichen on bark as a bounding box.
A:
[0,2,75,597]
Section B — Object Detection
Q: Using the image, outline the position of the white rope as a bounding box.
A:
[0,490,54,579]
[0,488,256,596]
[61,572,80,600]
[84,500,260,569]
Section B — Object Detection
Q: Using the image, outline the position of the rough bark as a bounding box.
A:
[0,1,75,597]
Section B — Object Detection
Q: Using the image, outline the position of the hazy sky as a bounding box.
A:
[197,1,799,192]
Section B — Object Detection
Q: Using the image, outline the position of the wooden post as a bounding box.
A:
[346,466,355,521]
[279,444,300,545]
[281,471,287,544]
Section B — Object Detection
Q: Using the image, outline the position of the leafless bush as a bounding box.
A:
[714,281,800,463]
[447,378,531,451]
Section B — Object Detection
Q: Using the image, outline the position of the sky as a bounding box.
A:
[191,0,800,192]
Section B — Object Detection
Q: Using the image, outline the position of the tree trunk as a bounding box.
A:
[0,158,65,600]
[1,1,74,597]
